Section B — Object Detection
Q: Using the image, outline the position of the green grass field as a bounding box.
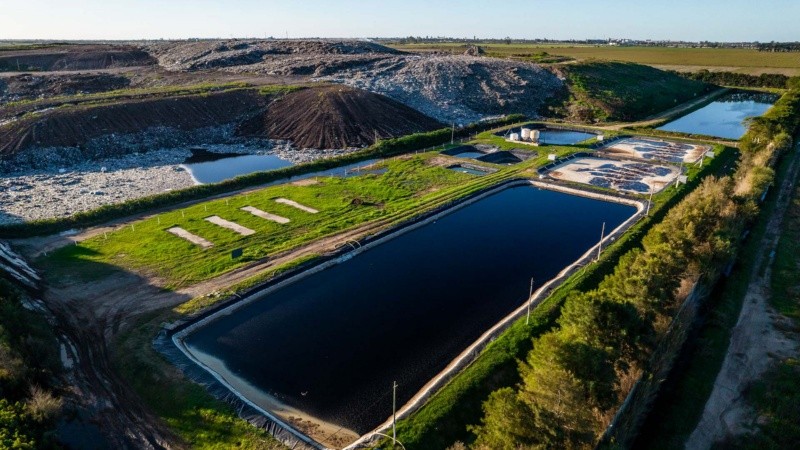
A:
[389,43,800,75]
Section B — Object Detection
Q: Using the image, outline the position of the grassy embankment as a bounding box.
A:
[553,61,711,122]
[40,153,523,289]
[377,144,737,450]
[389,43,800,75]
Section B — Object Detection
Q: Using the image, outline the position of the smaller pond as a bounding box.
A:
[447,164,491,176]
[452,151,487,159]
[657,92,776,139]
[183,152,293,184]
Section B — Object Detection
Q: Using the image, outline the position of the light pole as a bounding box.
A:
[392,381,397,447]
[526,277,534,325]
[597,222,606,261]
[646,187,654,216]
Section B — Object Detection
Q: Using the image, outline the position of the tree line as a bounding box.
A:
[461,85,800,449]
[0,282,63,449]
[673,69,790,89]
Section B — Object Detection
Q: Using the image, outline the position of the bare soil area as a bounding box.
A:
[237,85,443,148]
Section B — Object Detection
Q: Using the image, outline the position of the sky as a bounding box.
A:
[1,0,798,42]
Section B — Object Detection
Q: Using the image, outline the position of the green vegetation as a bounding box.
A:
[0,115,523,239]
[555,61,711,122]
[0,281,63,449]
[673,70,792,89]
[42,156,483,288]
[389,43,800,75]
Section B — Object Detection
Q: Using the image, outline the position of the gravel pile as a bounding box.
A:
[146,40,565,124]
[318,55,564,124]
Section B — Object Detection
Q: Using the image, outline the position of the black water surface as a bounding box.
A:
[184,185,634,433]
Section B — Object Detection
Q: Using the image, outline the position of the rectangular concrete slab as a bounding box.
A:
[240,206,291,224]
[204,216,256,236]
[275,198,319,214]
[167,227,214,249]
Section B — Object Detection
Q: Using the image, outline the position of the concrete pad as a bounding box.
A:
[167,227,214,249]
[602,137,709,163]
[241,206,291,224]
[204,216,256,236]
[275,198,319,214]
[548,157,679,194]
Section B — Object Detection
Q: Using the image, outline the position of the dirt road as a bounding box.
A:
[685,142,800,449]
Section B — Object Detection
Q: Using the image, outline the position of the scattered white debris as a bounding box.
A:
[241,206,290,224]
[275,198,319,214]
[204,216,256,236]
[167,227,214,249]
[0,241,40,288]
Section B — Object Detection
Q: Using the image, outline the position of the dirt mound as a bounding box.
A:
[463,45,485,56]
[0,73,130,103]
[0,90,265,156]
[0,45,155,72]
[237,85,443,149]
[147,39,401,71]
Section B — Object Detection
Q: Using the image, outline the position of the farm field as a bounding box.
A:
[388,43,800,75]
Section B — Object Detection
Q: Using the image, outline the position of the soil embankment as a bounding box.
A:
[0,44,155,72]
[0,89,266,158]
[237,85,444,149]
[0,72,131,102]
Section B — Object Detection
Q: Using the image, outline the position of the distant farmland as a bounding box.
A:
[388,43,800,75]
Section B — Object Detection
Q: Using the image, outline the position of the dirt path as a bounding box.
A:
[685,143,800,449]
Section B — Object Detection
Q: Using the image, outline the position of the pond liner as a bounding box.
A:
[157,178,646,450]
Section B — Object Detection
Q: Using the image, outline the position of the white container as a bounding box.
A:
[531,130,541,142]
[520,128,532,140]
[509,133,520,141]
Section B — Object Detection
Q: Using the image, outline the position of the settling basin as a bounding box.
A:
[177,184,637,438]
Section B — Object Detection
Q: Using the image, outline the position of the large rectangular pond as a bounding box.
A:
[180,185,636,436]
[657,92,776,139]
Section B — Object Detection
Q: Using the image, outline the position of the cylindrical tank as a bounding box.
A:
[509,133,520,141]
[531,130,541,142]
[520,128,532,140]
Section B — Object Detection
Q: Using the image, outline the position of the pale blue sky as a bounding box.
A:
[1,0,798,42]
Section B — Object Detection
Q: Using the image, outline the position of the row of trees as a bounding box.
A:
[465,85,800,449]
[0,282,63,449]
[673,69,790,89]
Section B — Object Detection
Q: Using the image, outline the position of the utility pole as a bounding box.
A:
[597,222,606,261]
[646,187,654,216]
[526,277,534,325]
[451,123,455,145]
[392,381,398,447]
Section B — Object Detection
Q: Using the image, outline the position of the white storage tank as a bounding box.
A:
[530,129,541,142]
[509,132,520,141]
[520,128,532,140]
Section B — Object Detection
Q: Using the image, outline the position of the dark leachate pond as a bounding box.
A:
[657,92,775,139]
[183,185,635,434]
